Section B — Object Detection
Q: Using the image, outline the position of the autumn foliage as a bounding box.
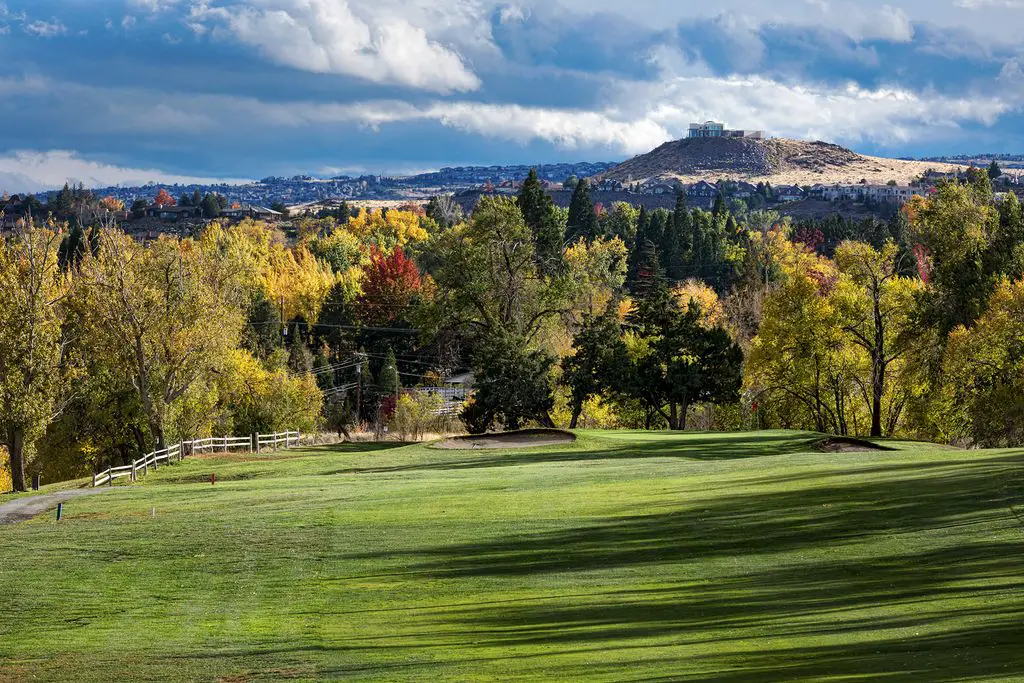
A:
[153,189,176,207]
[357,247,423,326]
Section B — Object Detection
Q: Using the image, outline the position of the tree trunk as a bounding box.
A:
[871,288,886,438]
[678,399,690,431]
[569,399,583,429]
[669,402,678,431]
[7,426,27,493]
[150,421,166,452]
[871,361,884,438]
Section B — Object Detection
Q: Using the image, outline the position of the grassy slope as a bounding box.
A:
[1,431,1023,682]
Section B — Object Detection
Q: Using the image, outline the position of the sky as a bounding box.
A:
[0,0,1022,192]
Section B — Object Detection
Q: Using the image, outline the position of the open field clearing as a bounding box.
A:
[2,431,1023,681]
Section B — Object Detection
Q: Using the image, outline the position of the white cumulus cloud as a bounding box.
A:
[191,0,483,94]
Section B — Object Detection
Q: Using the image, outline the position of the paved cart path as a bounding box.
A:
[0,489,111,525]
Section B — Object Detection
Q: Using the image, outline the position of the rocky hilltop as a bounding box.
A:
[598,137,963,186]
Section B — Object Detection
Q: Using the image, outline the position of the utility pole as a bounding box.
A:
[355,361,362,428]
[280,296,287,341]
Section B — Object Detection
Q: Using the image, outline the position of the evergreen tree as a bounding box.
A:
[461,331,556,433]
[130,198,148,219]
[566,179,598,243]
[377,348,400,396]
[712,193,727,219]
[989,159,1003,180]
[201,193,221,219]
[624,279,743,430]
[287,333,314,375]
[561,302,627,428]
[58,223,86,270]
[517,169,564,273]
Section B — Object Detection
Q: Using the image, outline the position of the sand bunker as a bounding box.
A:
[815,437,891,453]
[433,429,576,450]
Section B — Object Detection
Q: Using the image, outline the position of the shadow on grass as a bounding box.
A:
[326,432,819,476]
[356,451,1024,680]
[359,452,1024,576]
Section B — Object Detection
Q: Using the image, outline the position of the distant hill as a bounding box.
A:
[597,137,965,186]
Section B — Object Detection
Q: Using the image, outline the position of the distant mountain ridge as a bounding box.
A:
[596,137,965,186]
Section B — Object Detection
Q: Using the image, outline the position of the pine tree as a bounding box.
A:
[566,179,597,244]
[712,193,727,219]
[517,169,564,273]
[377,348,400,396]
[989,159,1002,180]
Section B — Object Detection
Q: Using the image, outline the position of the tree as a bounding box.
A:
[517,168,564,273]
[989,159,1002,180]
[906,182,998,336]
[201,193,221,219]
[562,303,626,428]
[130,199,148,220]
[153,189,176,208]
[430,197,575,431]
[566,179,598,244]
[462,330,556,433]
[357,247,423,327]
[938,279,1024,446]
[270,201,289,217]
[78,231,247,450]
[661,192,689,280]
[0,225,74,491]
[746,245,855,434]
[376,348,400,396]
[430,196,571,343]
[345,208,429,251]
[833,241,923,437]
[425,195,463,229]
[624,280,742,430]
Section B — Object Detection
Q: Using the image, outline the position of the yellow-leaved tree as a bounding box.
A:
[346,209,429,251]
[216,349,322,435]
[0,225,74,491]
[79,231,247,450]
[938,279,1024,447]
[261,243,337,324]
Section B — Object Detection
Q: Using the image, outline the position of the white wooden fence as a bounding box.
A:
[91,430,301,487]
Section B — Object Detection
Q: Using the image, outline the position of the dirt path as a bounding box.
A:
[0,489,111,525]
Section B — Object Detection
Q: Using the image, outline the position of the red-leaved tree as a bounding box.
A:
[153,189,176,207]
[358,247,423,326]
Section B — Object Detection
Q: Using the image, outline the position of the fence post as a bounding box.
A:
[254,432,260,454]
[108,467,113,486]
[223,437,228,454]
[92,471,97,488]
[131,462,136,483]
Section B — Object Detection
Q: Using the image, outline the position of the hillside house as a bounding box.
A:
[733,182,759,198]
[687,180,719,200]
[146,205,202,221]
[774,185,805,202]
[219,205,284,221]
[642,182,679,196]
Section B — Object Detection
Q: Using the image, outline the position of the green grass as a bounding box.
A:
[2,430,1023,681]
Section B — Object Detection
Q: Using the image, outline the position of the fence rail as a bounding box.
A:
[91,430,301,488]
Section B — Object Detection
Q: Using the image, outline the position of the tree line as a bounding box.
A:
[3,167,1023,491]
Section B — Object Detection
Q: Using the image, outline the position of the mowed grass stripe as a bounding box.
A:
[1,431,1022,681]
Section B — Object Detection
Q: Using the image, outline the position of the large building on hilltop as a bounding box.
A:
[688,121,764,139]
